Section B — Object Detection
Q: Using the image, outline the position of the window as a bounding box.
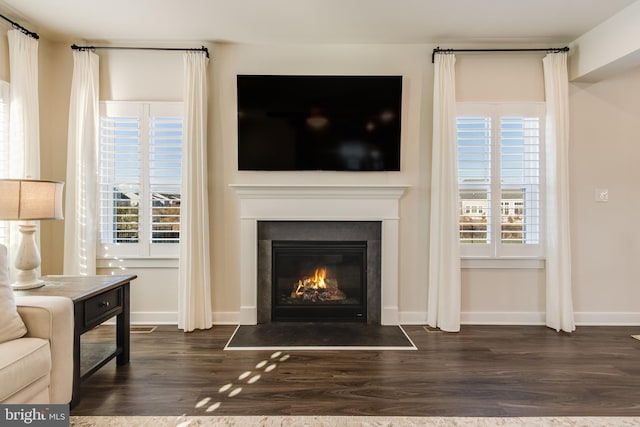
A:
[98,102,183,258]
[0,81,10,247]
[457,103,544,258]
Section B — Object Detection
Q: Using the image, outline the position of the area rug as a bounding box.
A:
[224,323,416,350]
[70,416,640,426]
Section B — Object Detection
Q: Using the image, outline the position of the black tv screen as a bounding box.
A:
[237,75,402,171]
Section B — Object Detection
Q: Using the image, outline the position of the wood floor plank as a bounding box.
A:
[70,325,640,417]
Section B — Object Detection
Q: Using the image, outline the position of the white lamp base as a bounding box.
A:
[11,222,46,290]
[12,278,45,290]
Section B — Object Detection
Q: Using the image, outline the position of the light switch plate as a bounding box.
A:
[595,188,608,202]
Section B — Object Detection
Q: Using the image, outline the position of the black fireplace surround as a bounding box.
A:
[257,221,382,324]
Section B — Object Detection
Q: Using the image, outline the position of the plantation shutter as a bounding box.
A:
[500,117,541,247]
[457,116,492,254]
[457,103,544,259]
[149,110,182,244]
[98,102,183,258]
[98,103,142,255]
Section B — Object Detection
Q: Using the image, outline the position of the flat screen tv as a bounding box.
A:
[237,75,402,171]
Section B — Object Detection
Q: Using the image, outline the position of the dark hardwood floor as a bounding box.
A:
[71,324,640,417]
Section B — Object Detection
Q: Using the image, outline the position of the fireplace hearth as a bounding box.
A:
[272,240,367,322]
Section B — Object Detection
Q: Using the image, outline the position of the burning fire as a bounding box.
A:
[293,268,327,295]
[291,267,346,302]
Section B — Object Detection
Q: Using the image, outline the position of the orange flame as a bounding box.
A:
[294,268,327,295]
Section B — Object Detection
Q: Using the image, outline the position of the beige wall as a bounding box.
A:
[91,48,185,319]
[456,53,545,102]
[1,33,638,325]
[211,43,431,323]
[39,40,72,275]
[456,53,548,323]
[570,65,640,321]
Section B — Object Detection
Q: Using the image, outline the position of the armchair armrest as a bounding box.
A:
[15,296,73,404]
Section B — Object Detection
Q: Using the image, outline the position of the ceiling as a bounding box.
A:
[0,0,637,46]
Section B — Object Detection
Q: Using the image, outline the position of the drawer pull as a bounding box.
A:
[84,288,122,327]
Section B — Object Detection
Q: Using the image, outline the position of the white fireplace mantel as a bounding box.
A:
[230,184,409,325]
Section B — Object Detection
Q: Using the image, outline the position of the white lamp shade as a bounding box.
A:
[0,179,64,220]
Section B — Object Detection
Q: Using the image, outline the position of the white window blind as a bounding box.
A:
[99,112,141,246]
[0,81,10,247]
[149,115,182,244]
[457,103,544,258]
[458,116,492,246]
[98,102,183,258]
[500,116,541,247]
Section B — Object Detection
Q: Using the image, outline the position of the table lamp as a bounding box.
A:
[0,179,64,289]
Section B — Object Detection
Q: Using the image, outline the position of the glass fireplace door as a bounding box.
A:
[271,240,367,322]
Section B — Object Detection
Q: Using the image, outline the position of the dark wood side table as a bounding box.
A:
[15,274,137,407]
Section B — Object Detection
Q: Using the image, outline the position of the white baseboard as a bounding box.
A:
[461,311,546,325]
[397,311,546,325]
[102,311,177,326]
[121,310,640,327]
[126,311,241,325]
[401,311,640,326]
[399,311,429,325]
[130,312,177,325]
[212,311,241,325]
[574,311,640,326]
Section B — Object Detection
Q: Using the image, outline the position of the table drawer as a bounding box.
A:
[84,288,122,327]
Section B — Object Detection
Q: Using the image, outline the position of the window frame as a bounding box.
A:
[457,102,545,260]
[97,101,183,260]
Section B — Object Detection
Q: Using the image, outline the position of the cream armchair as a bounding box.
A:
[0,244,73,404]
[0,297,74,404]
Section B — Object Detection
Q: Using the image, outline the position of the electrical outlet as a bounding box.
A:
[595,188,608,202]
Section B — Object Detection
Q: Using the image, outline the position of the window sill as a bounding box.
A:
[461,258,545,269]
[96,257,179,269]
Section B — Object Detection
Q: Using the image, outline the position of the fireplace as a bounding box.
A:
[272,240,368,322]
[231,184,407,325]
[257,221,381,324]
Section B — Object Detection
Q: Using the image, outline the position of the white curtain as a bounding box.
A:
[428,53,461,332]
[7,30,40,279]
[0,81,9,175]
[8,29,39,179]
[543,52,575,332]
[178,51,212,332]
[63,51,100,276]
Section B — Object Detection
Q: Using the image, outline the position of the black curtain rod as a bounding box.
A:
[71,44,209,58]
[0,13,39,40]
[432,46,569,63]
